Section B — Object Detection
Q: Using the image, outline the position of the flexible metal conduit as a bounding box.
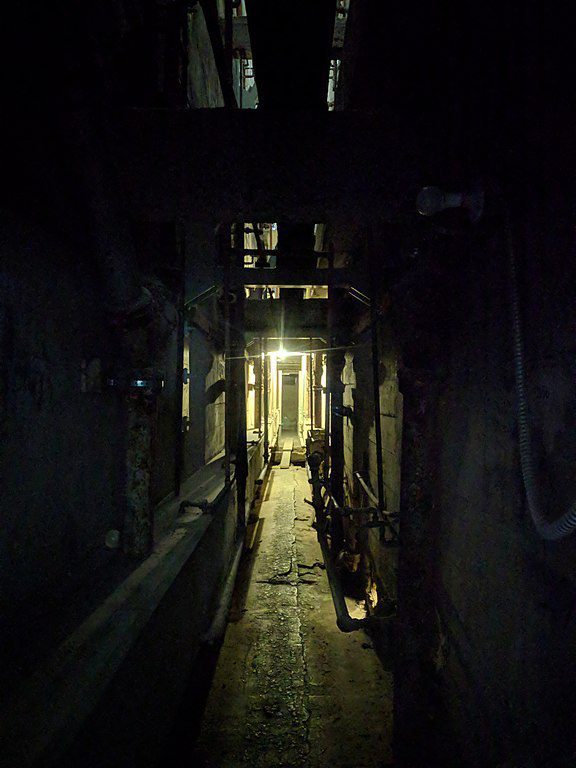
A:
[509,220,576,540]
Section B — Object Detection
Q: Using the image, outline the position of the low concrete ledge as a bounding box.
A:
[1,441,266,768]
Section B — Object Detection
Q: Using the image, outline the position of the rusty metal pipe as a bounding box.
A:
[316,501,386,634]
[316,525,370,632]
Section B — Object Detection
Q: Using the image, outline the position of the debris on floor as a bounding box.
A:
[193,467,393,768]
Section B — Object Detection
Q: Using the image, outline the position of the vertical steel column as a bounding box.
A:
[324,253,334,471]
[314,353,323,429]
[368,237,385,514]
[174,236,186,498]
[255,337,263,437]
[324,350,331,467]
[263,338,270,463]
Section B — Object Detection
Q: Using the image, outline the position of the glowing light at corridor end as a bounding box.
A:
[268,346,301,362]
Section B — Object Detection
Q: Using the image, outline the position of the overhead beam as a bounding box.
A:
[110,108,424,223]
[232,266,353,287]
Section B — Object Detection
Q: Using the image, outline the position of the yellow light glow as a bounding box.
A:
[269,346,301,361]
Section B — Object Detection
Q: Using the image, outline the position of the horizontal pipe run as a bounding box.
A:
[256,461,270,485]
[318,531,367,632]
[316,525,381,633]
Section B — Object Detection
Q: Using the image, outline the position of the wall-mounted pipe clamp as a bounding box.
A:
[105,371,165,398]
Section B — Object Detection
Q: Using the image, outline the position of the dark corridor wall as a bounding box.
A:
[0,212,127,673]
[393,189,576,767]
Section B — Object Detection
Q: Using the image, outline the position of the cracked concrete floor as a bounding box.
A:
[192,467,393,768]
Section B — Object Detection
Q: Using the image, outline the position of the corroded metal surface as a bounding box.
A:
[124,398,154,557]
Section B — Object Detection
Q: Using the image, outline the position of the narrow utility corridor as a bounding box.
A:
[5,2,576,767]
[193,467,393,768]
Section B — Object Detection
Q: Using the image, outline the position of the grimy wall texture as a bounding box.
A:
[0,211,127,675]
[392,185,576,766]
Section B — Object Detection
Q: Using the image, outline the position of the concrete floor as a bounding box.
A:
[193,467,393,768]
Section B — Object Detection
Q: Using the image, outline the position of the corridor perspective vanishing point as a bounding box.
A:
[2,1,576,767]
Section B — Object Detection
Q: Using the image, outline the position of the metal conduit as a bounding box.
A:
[508,215,576,540]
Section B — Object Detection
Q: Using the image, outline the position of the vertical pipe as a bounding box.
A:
[309,337,314,438]
[328,346,345,508]
[233,223,248,527]
[263,338,270,463]
[324,349,330,469]
[369,248,385,515]
[174,237,186,498]
[324,250,335,476]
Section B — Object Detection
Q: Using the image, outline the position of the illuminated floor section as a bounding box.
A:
[192,467,393,768]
